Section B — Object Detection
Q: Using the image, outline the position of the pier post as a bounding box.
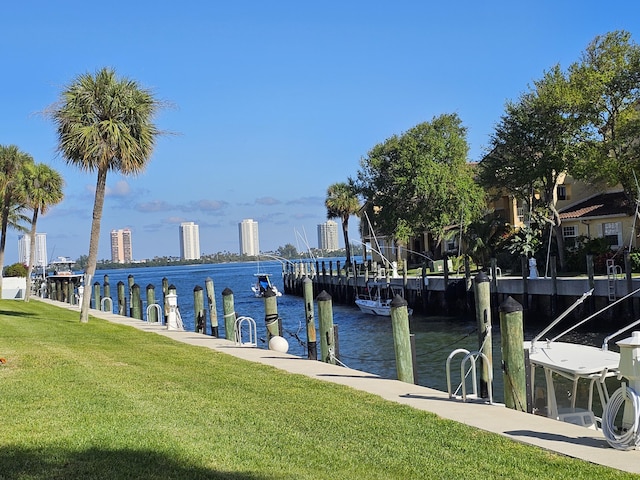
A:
[117,281,126,316]
[317,290,336,364]
[104,281,111,309]
[390,295,414,384]
[193,285,206,334]
[625,251,635,318]
[474,272,492,398]
[263,288,280,344]
[131,284,142,319]
[587,254,595,314]
[550,256,557,317]
[499,296,527,412]
[146,284,157,322]
[205,277,218,337]
[127,275,135,316]
[92,281,100,310]
[303,277,317,360]
[222,288,235,341]
[162,277,169,324]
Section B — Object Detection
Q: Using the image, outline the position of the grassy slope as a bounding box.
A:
[0,300,635,480]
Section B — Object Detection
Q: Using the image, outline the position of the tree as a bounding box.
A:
[357,114,485,255]
[478,67,582,269]
[24,163,64,301]
[325,181,360,269]
[569,31,640,202]
[0,145,33,296]
[49,68,162,322]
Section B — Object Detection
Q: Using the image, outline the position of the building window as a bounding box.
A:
[603,222,622,248]
[557,185,568,200]
[563,225,577,248]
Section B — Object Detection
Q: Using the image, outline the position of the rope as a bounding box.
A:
[603,385,640,450]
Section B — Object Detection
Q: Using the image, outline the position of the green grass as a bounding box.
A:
[0,300,635,479]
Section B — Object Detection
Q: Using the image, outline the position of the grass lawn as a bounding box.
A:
[0,300,635,479]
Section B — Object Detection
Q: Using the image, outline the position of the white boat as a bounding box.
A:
[251,273,282,298]
[355,282,413,316]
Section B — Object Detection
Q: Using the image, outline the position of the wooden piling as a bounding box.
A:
[474,271,492,398]
[205,277,218,337]
[499,296,527,412]
[263,288,280,344]
[222,287,235,341]
[193,285,206,334]
[117,281,126,316]
[162,277,169,324]
[317,290,335,364]
[303,277,317,360]
[390,295,414,384]
[93,282,101,310]
[131,284,142,319]
[146,284,157,322]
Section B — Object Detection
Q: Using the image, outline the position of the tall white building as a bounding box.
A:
[180,222,201,260]
[239,219,259,256]
[110,228,133,263]
[317,220,339,251]
[18,233,48,267]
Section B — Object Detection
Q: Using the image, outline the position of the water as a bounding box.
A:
[92,261,605,404]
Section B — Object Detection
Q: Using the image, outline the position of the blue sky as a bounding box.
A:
[2,1,639,264]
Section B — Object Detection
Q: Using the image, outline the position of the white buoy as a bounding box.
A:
[269,335,289,353]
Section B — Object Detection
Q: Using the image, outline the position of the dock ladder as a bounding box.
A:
[235,316,258,347]
[606,259,623,301]
[446,348,494,404]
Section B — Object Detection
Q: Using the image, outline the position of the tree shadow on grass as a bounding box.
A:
[0,446,274,480]
[0,310,30,318]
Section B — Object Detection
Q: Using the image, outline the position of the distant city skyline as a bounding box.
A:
[317,220,339,252]
[110,228,133,263]
[239,219,259,256]
[179,222,201,260]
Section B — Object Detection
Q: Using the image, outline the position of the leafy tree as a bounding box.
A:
[276,243,299,259]
[325,181,360,269]
[0,145,33,296]
[569,30,640,202]
[49,68,163,323]
[357,114,485,255]
[4,263,27,277]
[24,163,64,301]
[479,67,583,269]
[462,211,509,269]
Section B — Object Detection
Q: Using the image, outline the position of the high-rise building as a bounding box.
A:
[111,228,133,263]
[317,220,339,251]
[239,219,259,256]
[18,233,48,267]
[180,222,201,260]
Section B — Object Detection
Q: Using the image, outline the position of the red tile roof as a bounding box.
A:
[559,191,633,220]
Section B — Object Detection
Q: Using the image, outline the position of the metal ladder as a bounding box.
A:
[446,348,493,404]
[606,259,622,301]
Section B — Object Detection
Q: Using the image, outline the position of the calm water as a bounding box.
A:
[92,261,608,404]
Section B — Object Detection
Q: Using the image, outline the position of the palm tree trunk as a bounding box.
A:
[24,208,39,302]
[80,167,108,323]
[0,190,13,298]
[342,215,351,268]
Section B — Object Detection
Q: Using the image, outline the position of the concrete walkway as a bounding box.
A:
[41,299,640,475]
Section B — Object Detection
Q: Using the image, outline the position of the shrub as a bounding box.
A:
[4,263,27,277]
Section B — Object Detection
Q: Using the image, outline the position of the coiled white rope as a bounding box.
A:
[603,385,640,450]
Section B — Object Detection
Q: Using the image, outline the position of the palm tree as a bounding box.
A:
[24,163,64,301]
[0,145,33,296]
[325,181,360,269]
[49,68,162,322]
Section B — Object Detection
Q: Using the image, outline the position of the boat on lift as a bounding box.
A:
[355,281,413,316]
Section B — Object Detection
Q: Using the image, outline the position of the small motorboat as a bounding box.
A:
[251,273,282,298]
